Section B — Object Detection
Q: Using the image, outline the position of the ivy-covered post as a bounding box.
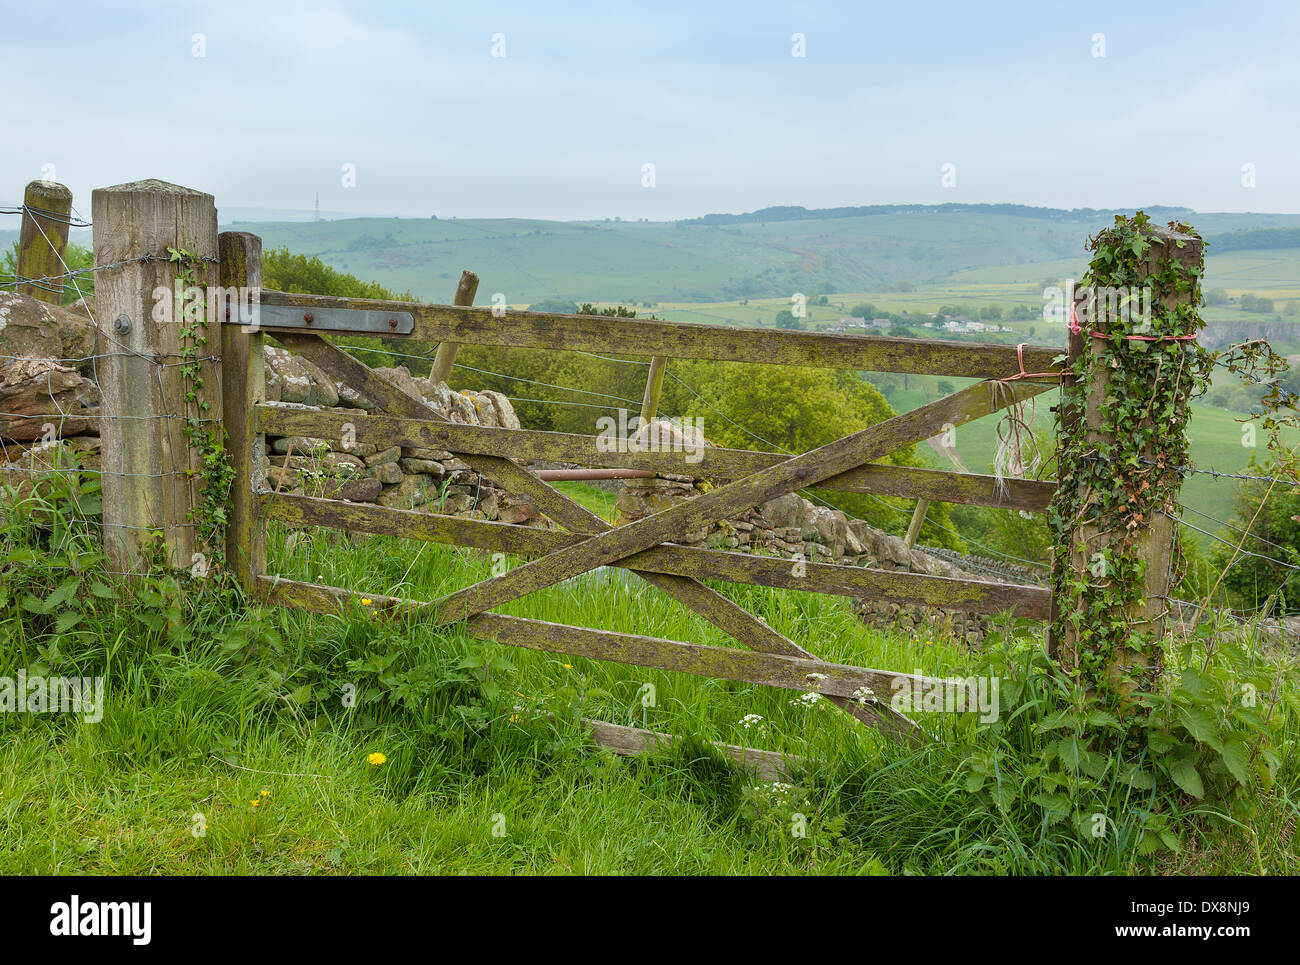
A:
[91,179,220,572]
[1051,215,1209,706]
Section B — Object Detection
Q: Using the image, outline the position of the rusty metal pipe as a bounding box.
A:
[532,468,657,481]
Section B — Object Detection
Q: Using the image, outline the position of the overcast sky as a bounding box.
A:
[3,0,1297,220]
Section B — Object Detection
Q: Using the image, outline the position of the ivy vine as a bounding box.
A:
[168,246,235,572]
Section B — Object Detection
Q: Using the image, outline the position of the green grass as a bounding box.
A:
[3,497,1298,875]
[548,480,618,521]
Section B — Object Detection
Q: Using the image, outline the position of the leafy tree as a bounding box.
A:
[528,299,580,314]
[263,247,411,301]
[1239,293,1274,314]
[774,309,804,330]
[1211,457,1300,610]
[659,361,960,544]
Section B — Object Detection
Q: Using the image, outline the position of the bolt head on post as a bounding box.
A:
[113,314,131,335]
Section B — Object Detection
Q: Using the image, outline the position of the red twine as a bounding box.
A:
[1071,304,1195,342]
[1000,342,1059,382]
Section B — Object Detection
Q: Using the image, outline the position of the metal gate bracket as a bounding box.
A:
[235,303,415,335]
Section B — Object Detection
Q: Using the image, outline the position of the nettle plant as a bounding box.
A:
[1041,213,1291,827]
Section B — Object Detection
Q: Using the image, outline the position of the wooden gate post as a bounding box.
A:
[639,356,667,424]
[91,179,219,572]
[428,270,480,385]
[17,179,73,304]
[219,232,265,592]
[1052,220,1204,698]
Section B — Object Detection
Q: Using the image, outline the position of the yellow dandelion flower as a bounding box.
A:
[367,752,387,766]
[563,663,573,670]
[361,598,372,606]
[260,789,270,797]
[251,799,260,807]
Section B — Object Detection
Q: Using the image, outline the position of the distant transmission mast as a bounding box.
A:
[314,192,320,222]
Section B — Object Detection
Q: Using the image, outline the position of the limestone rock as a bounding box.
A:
[0,358,95,442]
[368,462,403,485]
[377,475,432,509]
[338,477,382,502]
[364,445,401,467]
[480,390,520,429]
[0,291,96,370]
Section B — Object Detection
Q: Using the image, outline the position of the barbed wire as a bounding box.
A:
[0,204,92,228]
[1078,451,1300,489]
[1179,503,1299,558]
[0,410,221,423]
[503,395,623,411]
[450,362,643,406]
[0,252,219,296]
[1163,510,1300,575]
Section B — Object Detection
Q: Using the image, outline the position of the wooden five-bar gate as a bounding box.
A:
[70,179,1086,765]
[210,229,1060,749]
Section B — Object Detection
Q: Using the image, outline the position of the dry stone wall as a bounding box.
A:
[615,476,1044,646]
[258,347,543,525]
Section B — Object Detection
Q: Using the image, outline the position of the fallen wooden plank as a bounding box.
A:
[259,290,1065,378]
[578,718,800,783]
[263,492,1051,617]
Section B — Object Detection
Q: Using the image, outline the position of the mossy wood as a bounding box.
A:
[258,576,947,706]
[91,179,220,571]
[430,380,1053,625]
[219,232,266,591]
[261,328,922,739]
[17,180,72,304]
[265,329,813,658]
[256,405,1056,511]
[258,289,1064,378]
[577,718,797,782]
[264,492,1050,617]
